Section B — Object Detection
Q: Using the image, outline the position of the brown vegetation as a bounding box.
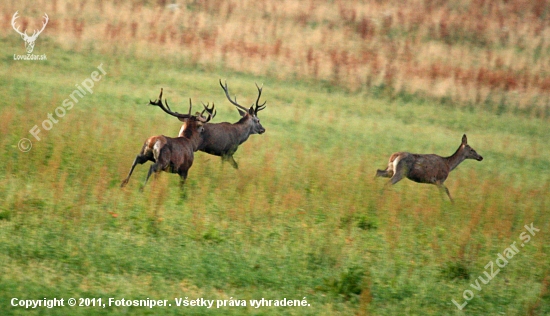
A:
[2,0,549,115]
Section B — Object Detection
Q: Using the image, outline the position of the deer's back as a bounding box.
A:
[405,153,451,184]
[199,123,245,155]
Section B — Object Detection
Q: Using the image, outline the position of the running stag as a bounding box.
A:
[196,80,266,169]
[121,89,216,188]
[375,134,483,201]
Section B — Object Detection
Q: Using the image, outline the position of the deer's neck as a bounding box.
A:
[180,125,203,150]
[445,145,466,172]
[189,133,203,150]
[234,118,254,144]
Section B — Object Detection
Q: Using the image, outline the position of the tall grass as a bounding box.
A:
[1,0,549,116]
[1,1,549,315]
[1,43,549,314]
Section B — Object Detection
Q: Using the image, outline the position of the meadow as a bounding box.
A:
[0,0,549,315]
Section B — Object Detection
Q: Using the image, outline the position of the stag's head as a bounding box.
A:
[219,80,266,135]
[461,134,483,161]
[11,11,49,54]
[149,88,216,138]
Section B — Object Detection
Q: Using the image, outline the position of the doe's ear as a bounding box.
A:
[462,134,468,145]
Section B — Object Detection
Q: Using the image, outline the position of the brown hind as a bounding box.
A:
[375,134,483,202]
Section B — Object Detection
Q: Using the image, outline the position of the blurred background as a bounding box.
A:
[0,1,549,315]
[2,0,549,115]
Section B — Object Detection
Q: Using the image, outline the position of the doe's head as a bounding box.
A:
[461,134,483,161]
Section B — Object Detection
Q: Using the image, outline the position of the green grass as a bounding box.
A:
[0,39,549,315]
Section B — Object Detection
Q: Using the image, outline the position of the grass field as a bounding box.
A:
[1,1,550,315]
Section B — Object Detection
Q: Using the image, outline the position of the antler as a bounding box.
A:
[11,11,48,40]
[198,102,216,123]
[219,79,249,113]
[11,11,27,38]
[149,88,215,123]
[148,88,193,119]
[254,82,266,114]
[30,13,48,40]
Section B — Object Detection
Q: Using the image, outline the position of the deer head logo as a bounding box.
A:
[11,11,49,54]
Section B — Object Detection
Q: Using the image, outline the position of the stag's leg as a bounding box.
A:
[176,169,189,199]
[222,155,239,169]
[179,171,188,188]
[143,164,160,188]
[142,148,171,188]
[121,154,149,187]
[228,156,238,169]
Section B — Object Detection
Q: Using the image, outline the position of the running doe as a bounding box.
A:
[375,134,483,201]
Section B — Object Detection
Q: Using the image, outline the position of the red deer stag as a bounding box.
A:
[375,134,483,202]
[195,80,266,169]
[120,89,216,189]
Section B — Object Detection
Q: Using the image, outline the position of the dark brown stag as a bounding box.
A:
[120,89,216,188]
[196,80,266,169]
[375,134,483,201]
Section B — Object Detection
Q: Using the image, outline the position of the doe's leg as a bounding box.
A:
[390,161,406,185]
[375,168,393,178]
[437,183,454,203]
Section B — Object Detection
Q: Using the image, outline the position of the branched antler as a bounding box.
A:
[254,83,266,114]
[149,88,215,123]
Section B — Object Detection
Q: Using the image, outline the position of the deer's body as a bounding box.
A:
[198,117,263,169]
[376,135,483,201]
[196,80,266,169]
[121,89,215,189]
[123,132,199,187]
